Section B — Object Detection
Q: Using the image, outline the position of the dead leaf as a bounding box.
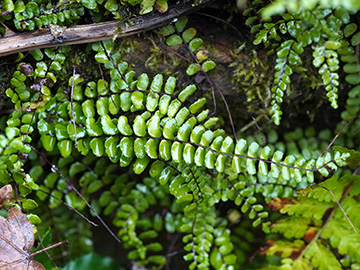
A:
[0,184,12,206]
[258,240,275,255]
[0,208,45,270]
[267,197,292,211]
[304,227,318,242]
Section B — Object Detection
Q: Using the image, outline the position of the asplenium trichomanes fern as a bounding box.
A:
[0,0,360,269]
[247,0,360,125]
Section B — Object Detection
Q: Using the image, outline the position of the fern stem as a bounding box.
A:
[29,240,69,258]
[314,183,358,235]
[37,189,98,227]
[297,181,357,262]
[321,111,360,157]
[36,230,60,270]
[239,114,267,133]
[27,144,122,244]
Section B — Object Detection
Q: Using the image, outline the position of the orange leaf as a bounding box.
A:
[267,197,292,211]
[304,227,318,242]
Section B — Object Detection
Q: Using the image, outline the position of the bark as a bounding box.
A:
[0,0,214,57]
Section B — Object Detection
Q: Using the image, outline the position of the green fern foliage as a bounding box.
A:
[270,39,299,125]
[1,0,360,269]
[263,174,360,269]
[13,1,84,30]
[2,34,349,268]
[248,0,355,125]
[312,42,340,109]
[262,0,360,18]
[160,16,216,78]
[6,38,348,184]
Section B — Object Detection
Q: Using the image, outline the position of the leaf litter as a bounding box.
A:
[0,208,67,270]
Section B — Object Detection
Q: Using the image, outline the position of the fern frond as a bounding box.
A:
[262,0,360,18]
[265,239,305,258]
[251,3,353,125]
[279,197,333,221]
[13,2,84,31]
[271,216,311,239]
[304,240,342,270]
[299,174,351,202]
[312,42,340,109]
[321,218,360,262]
[7,44,347,184]
[265,175,360,269]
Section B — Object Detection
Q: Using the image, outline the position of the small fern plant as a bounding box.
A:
[247,0,359,125]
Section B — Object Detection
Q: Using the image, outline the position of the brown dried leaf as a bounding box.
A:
[267,197,292,211]
[0,208,45,270]
[304,227,318,242]
[19,64,34,75]
[0,184,12,206]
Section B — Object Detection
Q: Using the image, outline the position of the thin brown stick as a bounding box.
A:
[37,189,97,226]
[36,230,59,270]
[216,82,238,141]
[297,180,357,261]
[28,144,122,244]
[0,0,214,57]
[355,44,360,75]
[314,183,358,235]
[193,12,242,38]
[321,111,360,157]
[29,240,69,258]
